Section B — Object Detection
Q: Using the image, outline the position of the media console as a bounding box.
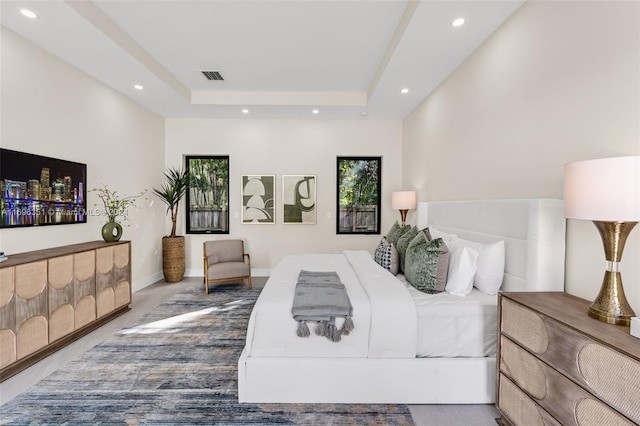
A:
[0,241,131,381]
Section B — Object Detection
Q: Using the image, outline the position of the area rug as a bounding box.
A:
[0,284,414,425]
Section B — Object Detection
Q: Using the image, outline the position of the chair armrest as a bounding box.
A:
[244,253,251,266]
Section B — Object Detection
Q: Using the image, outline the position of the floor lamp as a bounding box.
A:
[564,156,640,326]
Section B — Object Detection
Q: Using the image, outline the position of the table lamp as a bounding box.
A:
[391,191,416,227]
[564,156,640,325]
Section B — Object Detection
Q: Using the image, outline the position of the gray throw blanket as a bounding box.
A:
[291,270,354,342]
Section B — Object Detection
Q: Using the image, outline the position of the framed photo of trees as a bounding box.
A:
[185,155,229,234]
[336,156,381,234]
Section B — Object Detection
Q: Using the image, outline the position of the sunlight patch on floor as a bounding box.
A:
[225,299,253,306]
[118,303,241,335]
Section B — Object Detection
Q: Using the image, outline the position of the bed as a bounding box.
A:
[238,199,566,403]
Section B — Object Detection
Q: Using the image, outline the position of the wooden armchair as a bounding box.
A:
[203,240,252,294]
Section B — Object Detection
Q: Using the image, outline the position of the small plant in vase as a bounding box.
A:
[91,184,147,242]
[153,167,189,283]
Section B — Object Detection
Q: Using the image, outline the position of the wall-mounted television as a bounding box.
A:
[0,148,87,228]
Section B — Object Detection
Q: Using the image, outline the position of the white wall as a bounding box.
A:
[165,118,403,275]
[0,27,167,290]
[5,0,638,311]
[402,1,640,312]
[0,26,403,286]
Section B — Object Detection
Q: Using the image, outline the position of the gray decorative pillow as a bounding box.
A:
[396,226,419,273]
[386,221,411,245]
[374,237,399,275]
[404,232,449,294]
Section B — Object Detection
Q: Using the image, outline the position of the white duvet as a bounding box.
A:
[402,280,498,357]
[244,250,418,359]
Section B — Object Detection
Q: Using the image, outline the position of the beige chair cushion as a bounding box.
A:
[207,262,250,280]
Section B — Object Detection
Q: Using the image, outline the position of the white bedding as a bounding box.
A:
[399,275,498,357]
[245,250,417,359]
[246,249,496,360]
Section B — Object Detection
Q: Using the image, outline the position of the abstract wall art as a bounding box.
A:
[241,175,275,224]
[282,175,316,224]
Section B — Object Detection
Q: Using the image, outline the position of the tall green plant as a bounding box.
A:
[153,167,188,237]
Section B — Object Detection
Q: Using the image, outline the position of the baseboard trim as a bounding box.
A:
[135,269,271,291]
[132,272,164,293]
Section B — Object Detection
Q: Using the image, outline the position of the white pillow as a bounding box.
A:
[445,245,479,296]
[449,237,505,295]
[429,226,457,242]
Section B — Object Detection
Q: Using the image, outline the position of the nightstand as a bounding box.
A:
[496,292,640,426]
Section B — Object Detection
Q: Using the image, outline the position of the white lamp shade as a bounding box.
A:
[392,191,416,210]
[564,156,640,221]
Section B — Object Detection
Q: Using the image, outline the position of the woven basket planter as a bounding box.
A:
[162,236,185,283]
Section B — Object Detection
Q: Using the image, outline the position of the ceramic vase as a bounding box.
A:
[102,220,123,242]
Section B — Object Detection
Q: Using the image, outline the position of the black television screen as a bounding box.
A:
[0,148,87,228]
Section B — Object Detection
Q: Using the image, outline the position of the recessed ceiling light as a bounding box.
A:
[134,84,143,90]
[312,109,319,115]
[20,9,38,19]
[452,18,465,27]
[242,109,249,114]
[401,88,409,94]
[360,112,368,118]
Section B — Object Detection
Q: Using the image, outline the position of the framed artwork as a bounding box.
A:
[186,155,229,234]
[336,156,381,234]
[282,175,316,224]
[241,175,275,224]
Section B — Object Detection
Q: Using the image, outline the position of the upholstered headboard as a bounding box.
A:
[417,199,566,292]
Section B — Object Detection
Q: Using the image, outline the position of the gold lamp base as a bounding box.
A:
[398,209,409,227]
[588,271,635,325]
[588,221,637,326]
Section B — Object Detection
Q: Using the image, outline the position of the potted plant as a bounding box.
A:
[153,167,189,283]
[91,184,146,242]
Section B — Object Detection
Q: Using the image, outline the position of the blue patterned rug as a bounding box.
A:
[0,284,414,425]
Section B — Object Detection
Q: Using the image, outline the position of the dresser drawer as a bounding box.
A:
[498,373,560,426]
[501,298,640,424]
[500,335,637,426]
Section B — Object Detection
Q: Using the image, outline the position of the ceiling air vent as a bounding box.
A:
[202,70,224,81]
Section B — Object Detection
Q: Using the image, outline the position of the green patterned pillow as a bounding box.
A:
[404,233,449,294]
[396,226,419,273]
[386,221,411,245]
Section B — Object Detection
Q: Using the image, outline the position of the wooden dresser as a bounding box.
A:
[0,241,131,381]
[496,292,640,426]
